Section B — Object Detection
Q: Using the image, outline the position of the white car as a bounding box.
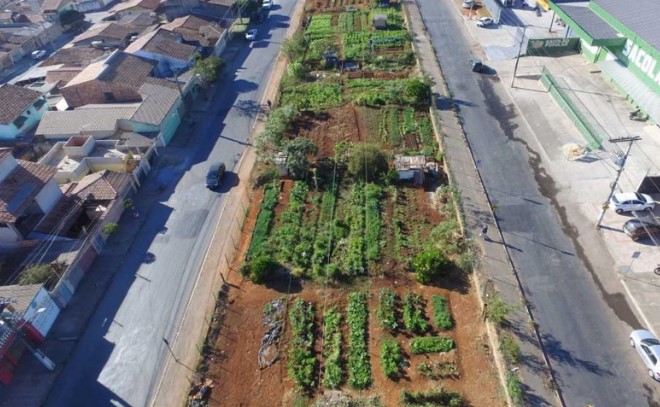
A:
[31,49,46,60]
[630,330,660,381]
[462,0,475,8]
[245,29,257,41]
[609,192,655,214]
[262,0,272,9]
[477,17,494,27]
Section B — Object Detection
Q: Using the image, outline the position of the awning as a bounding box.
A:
[598,59,660,125]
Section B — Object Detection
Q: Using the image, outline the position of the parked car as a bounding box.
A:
[262,0,272,9]
[245,29,258,41]
[477,17,494,27]
[470,57,486,73]
[206,162,226,189]
[462,0,475,8]
[609,192,655,214]
[630,330,660,381]
[31,49,46,60]
[623,219,660,241]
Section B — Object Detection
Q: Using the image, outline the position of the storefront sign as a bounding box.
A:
[527,38,579,55]
[621,39,660,86]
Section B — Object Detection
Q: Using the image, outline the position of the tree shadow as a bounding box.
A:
[519,381,555,407]
[541,333,613,377]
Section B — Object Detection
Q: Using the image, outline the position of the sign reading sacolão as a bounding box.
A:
[621,39,660,86]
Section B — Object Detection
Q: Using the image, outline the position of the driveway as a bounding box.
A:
[43,1,299,406]
[416,0,659,405]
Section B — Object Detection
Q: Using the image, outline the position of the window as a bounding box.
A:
[33,99,46,110]
[103,92,116,102]
[12,115,27,129]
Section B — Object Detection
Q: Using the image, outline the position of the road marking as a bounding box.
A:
[621,278,657,337]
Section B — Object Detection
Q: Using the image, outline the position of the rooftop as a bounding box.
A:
[35,105,139,137]
[593,0,660,50]
[110,0,161,14]
[124,29,197,61]
[0,284,41,316]
[41,0,71,12]
[117,11,158,27]
[39,137,127,173]
[133,80,180,125]
[0,85,42,125]
[160,15,224,46]
[555,2,620,40]
[394,155,426,170]
[63,51,155,88]
[0,159,58,223]
[71,22,141,44]
[71,170,131,201]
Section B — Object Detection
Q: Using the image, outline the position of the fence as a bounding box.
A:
[540,66,604,149]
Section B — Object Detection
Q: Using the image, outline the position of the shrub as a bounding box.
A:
[417,361,459,380]
[103,223,119,235]
[500,332,521,365]
[380,338,403,379]
[431,295,453,330]
[401,387,465,407]
[322,307,343,388]
[282,32,307,61]
[410,336,454,354]
[249,254,278,284]
[485,292,514,326]
[413,249,449,284]
[347,144,389,183]
[507,371,524,406]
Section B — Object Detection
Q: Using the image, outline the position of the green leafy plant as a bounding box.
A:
[247,181,280,259]
[507,371,524,406]
[401,386,465,407]
[376,288,397,332]
[288,299,317,389]
[417,361,459,380]
[500,332,521,365]
[322,307,343,388]
[247,254,278,284]
[380,338,403,379]
[285,138,318,180]
[103,223,119,235]
[347,144,389,183]
[410,336,454,354]
[402,292,429,334]
[431,295,453,330]
[413,249,450,284]
[347,292,371,389]
[485,292,514,326]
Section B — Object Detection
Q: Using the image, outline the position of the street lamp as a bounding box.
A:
[1,307,56,371]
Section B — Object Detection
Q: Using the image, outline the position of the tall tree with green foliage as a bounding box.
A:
[193,55,225,87]
[285,137,318,179]
[348,143,390,183]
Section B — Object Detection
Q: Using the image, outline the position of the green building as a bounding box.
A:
[549,0,660,124]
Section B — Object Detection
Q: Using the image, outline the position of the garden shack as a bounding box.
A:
[373,14,387,29]
[274,152,288,177]
[395,155,426,185]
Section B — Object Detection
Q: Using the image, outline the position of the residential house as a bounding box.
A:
[0,11,30,25]
[0,284,60,385]
[0,84,47,141]
[160,14,227,55]
[40,0,77,21]
[59,51,156,108]
[0,22,63,64]
[116,11,158,29]
[25,81,69,111]
[124,28,197,76]
[41,46,107,68]
[69,22,143,48]
[36,104,140,139]
[109,0,161,18]
[199,0,236,20]
[0,150,62,245]
[75,0,115,12]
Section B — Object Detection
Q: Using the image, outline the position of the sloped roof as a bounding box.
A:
[41,46,108,68]
[110,0,161,13]
[71,170,131,200]
[45,67,84,85]
[35,105,139,137]
[33,185,83,235]
[118,12,157,27]
[160,15,224,47]
[63,51,155,88]
[132,80,180,125]
[124,29,197,61]
[71,22,141,44]
[593,0,660,50]
[41,0,71,12]
[0,85,42,125]
[0,159,58,223]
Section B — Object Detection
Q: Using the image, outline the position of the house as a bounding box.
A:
[0,150,62,245]
[69,22,143,48]
[36,104,140,139]
[199,0,236,19]
[41,46,108,68]
[394,155,426,185]
[109,0,161,18]
[75,0,115,12]
[124,29,197,76]
[41,0,77,20]
[0,84,48,141]
[25,81,69,111]
[59,51,156,108]
[0,22,63,64]
[160,14,226,49]
[116,12,158,29]
[0,284,60,385]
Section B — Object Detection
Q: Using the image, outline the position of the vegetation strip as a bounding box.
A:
[380,338,403,379]
[431,294,453,330]
[410,336,454,354]
[288,298,317,388]
[247,181,280,259]
[402,291,429,334]
[322,307,343,388]
[272,181,308,265]
[376,288,397,333]
[347,292,371,389]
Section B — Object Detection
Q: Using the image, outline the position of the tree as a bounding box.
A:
[285,137,318,179]
[249,254,278,284]
[60,10,84,30]
[103,223,119,235]
[347,143,390,183]
[193,55,225,87]
[413,249,449,284]
[255,105,297,154]
[18,261,67,288]
[405,78,431,107]
[281,32,307,61]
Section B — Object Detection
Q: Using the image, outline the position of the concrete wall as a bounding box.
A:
[0,224,21,244]
[34,179,64,214]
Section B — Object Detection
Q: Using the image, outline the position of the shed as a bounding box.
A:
[373,14,387,29]
[394,155,426,185]
[274,152,288,177]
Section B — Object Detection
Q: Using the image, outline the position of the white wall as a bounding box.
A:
[0,224,21,244]
[34,179,64,214]
[0,98,48,140]
[0,154,18,182]
[23,287,60,338]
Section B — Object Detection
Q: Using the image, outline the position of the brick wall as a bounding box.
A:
[61,80,142,108]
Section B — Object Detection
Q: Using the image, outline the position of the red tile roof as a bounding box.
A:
[71,170,131,201]
[0,159,57,223]
[0,85,42,125]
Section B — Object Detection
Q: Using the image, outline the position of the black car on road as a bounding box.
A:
[206,162,226,189]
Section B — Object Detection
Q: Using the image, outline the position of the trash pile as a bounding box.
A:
[258,298,284,369]
[188,378,214,407]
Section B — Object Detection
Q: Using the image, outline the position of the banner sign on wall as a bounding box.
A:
[527,37,580,55]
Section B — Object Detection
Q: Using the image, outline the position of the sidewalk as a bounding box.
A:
[405,0,560,405]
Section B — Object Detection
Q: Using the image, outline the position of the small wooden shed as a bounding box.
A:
[395,155,426,185]
[373,14,387,29]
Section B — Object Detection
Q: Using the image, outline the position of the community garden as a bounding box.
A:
[191,0,503,406]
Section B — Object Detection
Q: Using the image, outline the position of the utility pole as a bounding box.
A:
[596,137,640,229]
[511,25,528,88]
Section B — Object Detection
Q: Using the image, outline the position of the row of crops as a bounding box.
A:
[283,289,456,391]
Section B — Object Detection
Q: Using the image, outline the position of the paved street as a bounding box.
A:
[43,2,298,405]
[416,0,658,405]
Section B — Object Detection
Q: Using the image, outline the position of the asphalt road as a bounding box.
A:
[416,0,658,405]
[44,2,298,406]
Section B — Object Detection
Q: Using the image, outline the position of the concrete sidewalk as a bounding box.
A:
[405,0,560,405]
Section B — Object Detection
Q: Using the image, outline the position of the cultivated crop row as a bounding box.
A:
[322,307,343,388]
[288,299,317,388]
[247,181,280,259]
[347,292,371,389]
